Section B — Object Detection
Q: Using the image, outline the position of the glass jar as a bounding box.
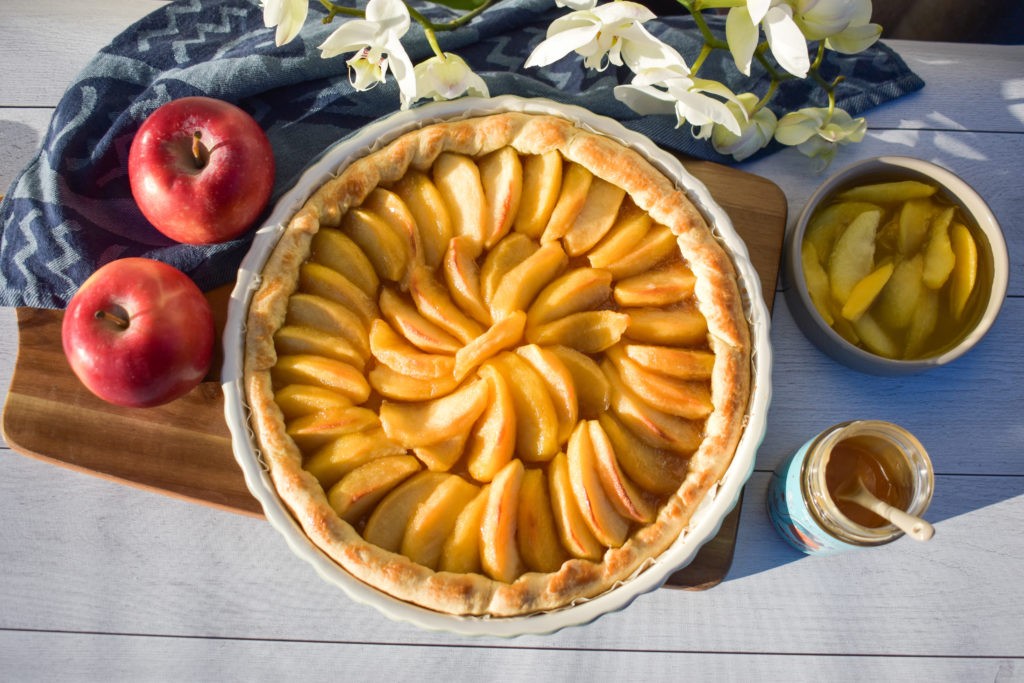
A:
[767,420,935,555]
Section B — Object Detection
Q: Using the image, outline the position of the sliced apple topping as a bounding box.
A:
[298,262,379,328]
[342,207,411,284]
[439,485,490,574]
[414,432,471,473]
[454,311,526,381]
[602,224,678,279]
[308,227,380,298]
[379,287,461,354]
[622,306,708,347]
[303,427,407,489]
[465,362,517,483]
[606,346,713,420]
[478,146,523,247]
[286,405,380,451]
[274,325,365,368]
[562,177,626,256]
[517,468,569,573]
[379,377,490,449]
[327,454,422,524]
[613,261,696,308]
[540,162,593,243]
[480,459,527,583]
[409,264,485,344]
[548,451,604,561]
[285,293,370,359]
[516,344,579,446]
[363,471,449,553]
[272,355,370,404]
[362,188,423,267]
[586,201,652,269]
[525,267,613,330]
[368,362,461,402]
[443,235,492,326]
[514,150,563,239]
[547,345,610,419]
[490,352,559,463]
[620,343,715,381]
[274,384,353,420]
[526,310,630,353]
[597,413,688,496]
[369,318,456,380]
[566,422,630,548]
[391,169,453,269]
[401,475,480,570]
[588,420,657,524]
[480,232,539,304]
[433,152,487,244]
[489,241,568,320]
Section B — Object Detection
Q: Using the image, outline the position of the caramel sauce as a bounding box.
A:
[825,436,911,528]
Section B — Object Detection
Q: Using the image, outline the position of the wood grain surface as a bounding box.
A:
[0,158,785,588]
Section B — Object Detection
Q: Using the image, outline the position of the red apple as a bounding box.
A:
[62,258,215,408]
[128,96,275,244]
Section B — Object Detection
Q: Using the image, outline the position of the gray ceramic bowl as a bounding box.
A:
[785,156,1008,374]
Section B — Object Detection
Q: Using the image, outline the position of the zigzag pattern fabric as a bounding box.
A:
[0,0,924,308]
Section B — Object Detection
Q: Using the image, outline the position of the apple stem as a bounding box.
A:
[191,131,208,169]
[95,309,129,330]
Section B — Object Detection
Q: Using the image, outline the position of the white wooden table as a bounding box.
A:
[1,2,1022,679]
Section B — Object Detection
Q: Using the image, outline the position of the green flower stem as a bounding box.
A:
[319,0,495,33]
[690,43,713,76]
[319,0,364,21]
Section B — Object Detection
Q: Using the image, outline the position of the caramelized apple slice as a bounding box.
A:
[852,311,900,358]
[620,343,715,381]
[805,201,881,261]
[413,431,470,473]
[272,355,370,404]
[622,307,708,347]
[274,384,353,420]
[298,262,379,328]
[588,420,657,523]
[285,293,370,359]
[439,485,490,574]
[840,261,894,322]
[513,150,563,239]
[303,427,407,489]
[566,422,629,548]
[837,180,937,204]
[443,235,492,326]
[906,288,940,358]
[391,169,453,269]
[361,187,423,267]
[875,254,923,331]
[274,326,366,368]
[363,471,449,552]
[308,227,380,298]
[516,344,579,446]
[465,362,517,483]
[607,348,712,420]
[547,345,611,419]
[586,201,652,269]
[548,451,604,560]
[598,413,688,496]
[408,264,485,344]
[480,232,539,304]
[540,162,593,243]
[562,177,626,256]
[401,475,480,569]
[480,459,526,583]
[478,146,523,247]
[527,310,630,353]
[949,222,978,320]
[379,378,490,448]
[601,357,703,453]
[801,241,835,325]
[490,352,559,463]
[327,454,421,524]
[341,207,411,284]
[897,197,935,256]
[433,152,487,243]
[453,311,526,381]
[525,267,613,330]
[379,287,461,354]
[489,242,568,320]
[286,406,380,451]
[602,225,678,279]
[368,363,460,401]
[369,318,456,380]
[613,261,696,308]
[517,468,569,573]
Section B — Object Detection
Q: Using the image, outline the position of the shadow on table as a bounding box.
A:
[0,119,41,194]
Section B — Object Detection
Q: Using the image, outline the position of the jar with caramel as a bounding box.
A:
[767,420,935,555]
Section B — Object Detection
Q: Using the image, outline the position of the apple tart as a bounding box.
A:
[243,112,751,617]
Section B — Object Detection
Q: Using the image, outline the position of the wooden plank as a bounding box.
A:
[0,158,786,590]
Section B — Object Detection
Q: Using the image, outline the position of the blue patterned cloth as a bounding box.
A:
[0,0,924,308]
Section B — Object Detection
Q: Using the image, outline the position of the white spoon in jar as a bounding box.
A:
[834,476,935,542]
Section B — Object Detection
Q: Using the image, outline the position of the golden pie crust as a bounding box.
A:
[243,112,751,617]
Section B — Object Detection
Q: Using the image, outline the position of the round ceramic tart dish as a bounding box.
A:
[228,99,768,629]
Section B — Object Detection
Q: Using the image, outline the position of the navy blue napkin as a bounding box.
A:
[0,0,924,308]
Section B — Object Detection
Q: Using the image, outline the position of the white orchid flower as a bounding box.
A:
[818,0,882,54]
[712,92,778,161]
[261,0,309,47]
[318,0,417,105]
[774,105,866,168]
[615,64,744,138]
[407,53,490,108]
[726,1,810,78]
[555,0,599,9]
[525,1,684,73]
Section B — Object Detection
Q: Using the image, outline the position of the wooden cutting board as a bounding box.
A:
[1,159,785,591]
